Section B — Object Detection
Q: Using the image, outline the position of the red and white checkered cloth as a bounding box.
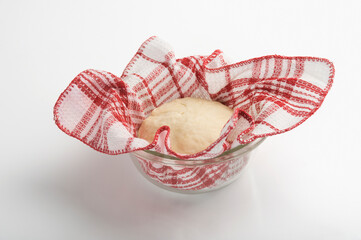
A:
[54,36,334,160]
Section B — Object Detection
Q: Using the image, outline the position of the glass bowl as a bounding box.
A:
[130,138,265,194]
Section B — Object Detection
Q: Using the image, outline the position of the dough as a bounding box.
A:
[138,97,234,154]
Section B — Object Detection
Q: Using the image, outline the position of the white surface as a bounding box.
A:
[1,0,361,239]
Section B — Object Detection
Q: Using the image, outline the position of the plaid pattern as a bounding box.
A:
[54,36,334,160]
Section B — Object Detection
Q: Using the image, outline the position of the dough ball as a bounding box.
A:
[138,97,234,154]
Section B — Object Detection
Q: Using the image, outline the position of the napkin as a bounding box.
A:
[54,36,334,160]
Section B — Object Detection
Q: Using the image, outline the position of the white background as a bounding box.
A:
[1,0,361,239]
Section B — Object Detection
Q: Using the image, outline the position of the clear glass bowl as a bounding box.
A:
[130,138,265,194]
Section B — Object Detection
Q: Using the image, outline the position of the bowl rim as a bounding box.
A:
[131,138,266,166]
